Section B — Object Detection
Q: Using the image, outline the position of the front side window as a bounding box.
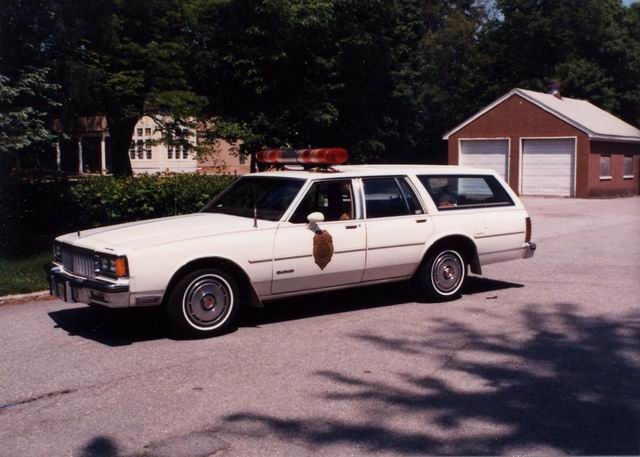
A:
[290,180,355,224]
[363,177,422,218]
[201,177,304,221]
[623,155,633,178]
[418,175,513,210]
[600,155,611,179]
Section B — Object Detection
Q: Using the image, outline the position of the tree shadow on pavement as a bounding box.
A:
[223,303,640,455]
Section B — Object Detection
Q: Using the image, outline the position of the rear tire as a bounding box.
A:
[166,268,241,337]
[418,248,466,301]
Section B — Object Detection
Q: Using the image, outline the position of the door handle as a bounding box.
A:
[345,225,359,229]
[416,219,427,223]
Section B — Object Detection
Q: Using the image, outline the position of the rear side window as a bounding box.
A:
[363,177,424,218]
[417,175,514,210]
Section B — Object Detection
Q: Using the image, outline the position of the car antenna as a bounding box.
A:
[253,184,258,228]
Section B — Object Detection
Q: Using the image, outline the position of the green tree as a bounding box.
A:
[481,0,640,125]
[45,0,205,175]
[0,68,60,155]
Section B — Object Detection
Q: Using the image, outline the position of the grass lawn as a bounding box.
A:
[0,250,52,296]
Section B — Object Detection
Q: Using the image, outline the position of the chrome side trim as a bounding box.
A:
[248,258,272,264]
[367,242,424,251]
[475,231,525,239]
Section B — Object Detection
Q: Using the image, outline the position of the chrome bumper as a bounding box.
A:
[524,242,536,259]
[45,263,131,308]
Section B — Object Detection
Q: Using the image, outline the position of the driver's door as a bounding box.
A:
[271,179,366,295]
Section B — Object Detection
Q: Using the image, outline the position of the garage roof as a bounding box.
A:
[443,88,640,143]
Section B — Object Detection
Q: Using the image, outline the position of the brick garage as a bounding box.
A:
[443,88,640,197]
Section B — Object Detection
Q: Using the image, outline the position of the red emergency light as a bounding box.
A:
[257,148,348,167]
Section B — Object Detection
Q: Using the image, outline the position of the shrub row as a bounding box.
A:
[0,173,236,256]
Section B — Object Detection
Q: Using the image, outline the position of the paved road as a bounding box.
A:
[1,197,639,457]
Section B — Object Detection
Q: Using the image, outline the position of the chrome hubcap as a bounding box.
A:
[183,276,230,328]
[432,252,463,293]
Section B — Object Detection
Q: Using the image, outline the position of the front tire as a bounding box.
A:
[418,249,466,301]
[166,268,241,337]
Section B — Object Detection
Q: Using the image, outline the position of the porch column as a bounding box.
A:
[100,132,107,174]
[56,142,61,171]
[77,137,83,173]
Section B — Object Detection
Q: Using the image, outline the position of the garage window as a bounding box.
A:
[600,155,611,180]
[623,155,633,179]
[418,175,513,210]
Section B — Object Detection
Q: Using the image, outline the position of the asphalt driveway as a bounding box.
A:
[0,196,638,457]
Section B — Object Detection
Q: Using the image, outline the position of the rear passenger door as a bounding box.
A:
[361,176,434,281]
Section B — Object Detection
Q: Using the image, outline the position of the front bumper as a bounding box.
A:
[524,242,536,259]
[45,262,131,308]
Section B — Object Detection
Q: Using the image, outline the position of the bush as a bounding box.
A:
[0,173,236,256]
[70,173,235,227]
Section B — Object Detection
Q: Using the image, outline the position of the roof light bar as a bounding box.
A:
[257,148,348,166]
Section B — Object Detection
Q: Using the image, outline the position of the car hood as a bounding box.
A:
[59,213,274,252]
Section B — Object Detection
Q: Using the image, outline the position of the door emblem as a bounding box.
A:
[313,230,334,270]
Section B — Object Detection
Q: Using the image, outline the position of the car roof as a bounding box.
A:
[250,164,498,180]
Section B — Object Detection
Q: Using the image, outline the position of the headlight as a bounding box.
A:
[94,254,129,278]
[53,242,62,261]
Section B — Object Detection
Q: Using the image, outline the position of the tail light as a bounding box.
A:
[525,217,532,243]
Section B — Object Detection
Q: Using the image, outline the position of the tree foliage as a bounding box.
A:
[0,68,59,154]
[1,0,639,173]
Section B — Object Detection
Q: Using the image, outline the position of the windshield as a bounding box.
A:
[201,176,305,221]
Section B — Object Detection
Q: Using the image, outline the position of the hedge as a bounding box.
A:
[0,173,235,256]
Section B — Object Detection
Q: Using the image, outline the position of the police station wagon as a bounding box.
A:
[47,148,536,337]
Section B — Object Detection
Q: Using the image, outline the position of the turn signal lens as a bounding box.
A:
[114,257,128,277]
[525,217,532,243]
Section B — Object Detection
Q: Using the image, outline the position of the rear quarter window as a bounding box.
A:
[417,175,514,211]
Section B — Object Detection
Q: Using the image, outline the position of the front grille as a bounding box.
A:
[60,245,95,278]
[73,253,96,278]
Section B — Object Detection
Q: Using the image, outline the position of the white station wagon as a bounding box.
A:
[47,149,536,336]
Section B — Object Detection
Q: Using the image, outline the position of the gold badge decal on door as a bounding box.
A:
[313,230,334,270]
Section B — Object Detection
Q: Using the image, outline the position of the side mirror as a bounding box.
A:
[307,212,325,224]
[307,212,324,231]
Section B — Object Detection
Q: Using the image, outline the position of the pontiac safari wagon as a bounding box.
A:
[47,150,535,337]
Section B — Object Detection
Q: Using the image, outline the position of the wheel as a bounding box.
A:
[418,248,466,301]
[166,268,241,337]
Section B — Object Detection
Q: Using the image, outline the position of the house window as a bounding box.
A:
[168,147,173,159]
[600,155,611,180]
[183,149,188,159]
[137,128,143,136]
[176,147,181,159]
[623,155,633,178]
[146,149,152,159]
[129,141,135,159]
[239,153,246,165]
[136,140,144,159]
[145,128,151,136]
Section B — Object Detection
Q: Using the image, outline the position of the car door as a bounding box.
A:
[361,176,434,282]
[271,178,366,295]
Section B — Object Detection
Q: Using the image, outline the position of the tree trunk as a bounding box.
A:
[106,116,136,176]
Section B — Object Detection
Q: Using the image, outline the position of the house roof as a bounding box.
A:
[443,88,640,143]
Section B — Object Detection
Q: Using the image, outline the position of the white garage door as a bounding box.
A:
[522,139,575,197]
[459,139,509,180]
